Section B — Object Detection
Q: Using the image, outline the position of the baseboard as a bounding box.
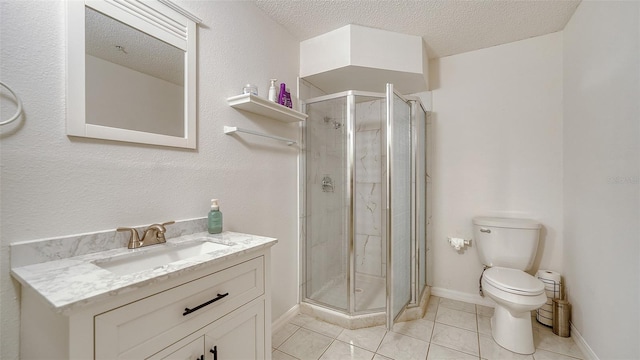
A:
[272,304,300,334]
[570,323,599,360]
[430,286,495,307]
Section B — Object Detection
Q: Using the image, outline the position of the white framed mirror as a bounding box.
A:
[67,0,200,149]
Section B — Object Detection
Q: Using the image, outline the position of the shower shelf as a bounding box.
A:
[227,93,307,123]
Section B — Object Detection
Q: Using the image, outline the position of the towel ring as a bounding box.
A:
[0,81,23,126]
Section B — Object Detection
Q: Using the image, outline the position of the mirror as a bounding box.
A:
[67,0,201,149]
[85,7,185,137]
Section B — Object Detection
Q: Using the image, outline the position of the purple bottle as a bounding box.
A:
[278,83,286,105]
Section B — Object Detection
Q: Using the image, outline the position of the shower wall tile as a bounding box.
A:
[355,98,384,131]
[355,182,382,236]
[355,129,382,184]
[355,234,383,277]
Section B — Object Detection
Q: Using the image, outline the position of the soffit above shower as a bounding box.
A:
[254,0,580,59]
[300,25,429,94]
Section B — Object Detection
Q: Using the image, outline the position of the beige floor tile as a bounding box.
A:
[424,297,439,321]
[392,317,435,342]
[279,328,333,360]
[532,348,584,360]
[476,304,495,317]
[337,325,387,353]
[273,323,301,348]
[427,343,479,360]
[532,320,552,332]
[303,317,345,338]
[478,333,534,360]
[477,314,492,336]
[435,306,477,332]
[276,297,587,360]
[431,323,479,356]
[372,354,393,360]
[533,327,584,359]
[289,313,316,327]
[319,340,376,360]
[422,296,440,321]
[273,349,300,360]
[439,298,476,314]
[377,331,430,360]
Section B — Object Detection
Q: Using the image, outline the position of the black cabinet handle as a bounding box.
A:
[196,355,203,360]
[210,346,217,360]
[182,293,229,316]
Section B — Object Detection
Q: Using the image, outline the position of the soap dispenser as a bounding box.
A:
[268,79,278,102]
[208,199,223,234]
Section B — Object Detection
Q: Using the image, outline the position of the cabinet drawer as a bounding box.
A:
[148,298,266,360]
[95,256,264,359]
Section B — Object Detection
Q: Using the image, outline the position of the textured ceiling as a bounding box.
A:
[253,0,581,59]
[85,7,184,86]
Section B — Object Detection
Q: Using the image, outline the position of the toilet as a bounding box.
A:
[473,216,547,354]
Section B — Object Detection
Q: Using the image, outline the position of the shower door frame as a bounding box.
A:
[300,88,428,318]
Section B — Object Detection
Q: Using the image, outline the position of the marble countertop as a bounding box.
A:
[11,231,277,314]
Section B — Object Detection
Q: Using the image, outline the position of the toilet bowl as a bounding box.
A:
[482,266,547,354]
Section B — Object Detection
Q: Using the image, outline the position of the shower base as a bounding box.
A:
[302,274,431,329]
[309,273,386,311]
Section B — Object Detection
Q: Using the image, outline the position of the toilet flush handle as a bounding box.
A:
[480,228,491,233]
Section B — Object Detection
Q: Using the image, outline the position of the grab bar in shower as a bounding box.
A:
[223,126,297,146]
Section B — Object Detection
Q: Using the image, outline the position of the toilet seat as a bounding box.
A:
[484,267,544,296]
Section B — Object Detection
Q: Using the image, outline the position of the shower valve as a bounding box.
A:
[322,176,334,192]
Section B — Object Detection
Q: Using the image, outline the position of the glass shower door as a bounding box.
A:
[304,96,349,312]
[386,84,412,328]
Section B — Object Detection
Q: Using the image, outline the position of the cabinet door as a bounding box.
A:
[148,336,204,360]
[204,299,265,360]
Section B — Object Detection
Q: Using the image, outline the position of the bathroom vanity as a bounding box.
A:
[11,231,276,360]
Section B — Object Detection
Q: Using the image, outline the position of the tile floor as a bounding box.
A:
[272,296,585,360]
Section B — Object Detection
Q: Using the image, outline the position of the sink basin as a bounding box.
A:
[95,241,230,276]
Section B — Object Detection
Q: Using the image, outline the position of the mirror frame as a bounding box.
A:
[67,0,200,149]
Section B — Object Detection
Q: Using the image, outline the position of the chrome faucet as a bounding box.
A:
[117,221,175,249]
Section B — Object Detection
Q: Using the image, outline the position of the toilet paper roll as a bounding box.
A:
[536,270,562,326]
[447,237,471,251]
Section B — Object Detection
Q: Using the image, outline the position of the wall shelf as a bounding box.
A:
[227,93,308,123]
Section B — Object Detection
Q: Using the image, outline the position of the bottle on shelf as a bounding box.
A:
[268,79,278,102]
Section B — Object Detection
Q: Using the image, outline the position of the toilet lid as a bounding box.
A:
[484,267,545,295]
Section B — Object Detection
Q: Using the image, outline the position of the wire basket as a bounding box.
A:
[536,275,562,327]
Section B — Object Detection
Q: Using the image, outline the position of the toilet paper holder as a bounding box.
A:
[448,237,471,251]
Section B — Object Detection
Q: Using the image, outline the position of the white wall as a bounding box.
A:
[0,1,300,359]
[429,33,564,300]
[563,1,640,359]
[86,55,184,137]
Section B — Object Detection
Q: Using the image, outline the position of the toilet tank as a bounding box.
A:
[473,217,541,270]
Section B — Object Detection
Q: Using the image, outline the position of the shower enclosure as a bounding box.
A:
[301,84,431,329]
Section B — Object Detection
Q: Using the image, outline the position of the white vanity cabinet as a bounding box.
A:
[19,247,273,360]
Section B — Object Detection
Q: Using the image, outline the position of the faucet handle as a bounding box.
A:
[146,221,175,233]
[161,220,175,228]
[117,227,141,248]
[145,221,175,243]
